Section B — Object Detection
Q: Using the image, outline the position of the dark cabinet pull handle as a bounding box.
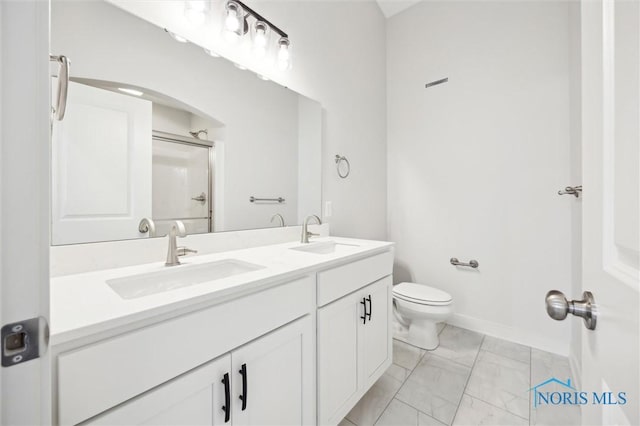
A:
[221,372,231,423]
[239,363,248,411]
[360,298,367,324]
[366,295,372,321]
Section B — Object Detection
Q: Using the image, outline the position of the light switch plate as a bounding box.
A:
[324,201,332,217]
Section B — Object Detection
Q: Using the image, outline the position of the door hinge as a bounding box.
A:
[2,317,47,367]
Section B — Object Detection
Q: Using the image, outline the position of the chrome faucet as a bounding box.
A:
[165,220,197,266]
[270,213,285,227]
[301,215,322,243]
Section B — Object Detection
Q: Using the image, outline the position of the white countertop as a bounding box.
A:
[50,237,394,345]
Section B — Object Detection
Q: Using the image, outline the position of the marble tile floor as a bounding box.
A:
[340,324,581,426]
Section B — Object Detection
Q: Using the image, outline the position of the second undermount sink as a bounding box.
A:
[290,240,360,255]
[107,259,266,300]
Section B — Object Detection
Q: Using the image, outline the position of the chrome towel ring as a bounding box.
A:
[335,155,350,179]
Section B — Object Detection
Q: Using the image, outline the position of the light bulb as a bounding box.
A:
[224,1,243,34]
[252,22,269,58]
[204,48,220,57]
[277,37,291,70]
[184,0,206,25]
[254,22,268,47]
[225,12,240,32]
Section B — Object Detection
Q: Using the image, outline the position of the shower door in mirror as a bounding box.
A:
[52,82,152,245]
[152,135,212,237]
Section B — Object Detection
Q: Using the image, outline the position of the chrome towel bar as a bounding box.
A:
[450,258,479,268]
[250,196,285,203]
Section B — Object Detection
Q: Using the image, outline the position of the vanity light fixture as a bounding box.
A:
[222,0,292,70]
[184,0,208,26]
[118,88,144,97]
[165,29,188,43]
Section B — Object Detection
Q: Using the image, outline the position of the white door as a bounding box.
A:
[51,81,152,244]
[85,354,231,425]
[0,1,51,424]
[581,0,639,424]
[358,277,392,388]
[317,291,360,425]
[232,316,314,426]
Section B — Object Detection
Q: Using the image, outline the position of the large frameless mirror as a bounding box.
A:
[50,0,322,245]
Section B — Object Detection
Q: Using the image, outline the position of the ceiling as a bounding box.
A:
[375,0,421,18]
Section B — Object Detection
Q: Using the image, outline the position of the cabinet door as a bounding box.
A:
[317,291,362,425]
[85,354,231,425]
[358,276,392,387]
[232,316,314,426]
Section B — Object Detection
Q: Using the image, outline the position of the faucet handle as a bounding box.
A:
[177,246,198,257]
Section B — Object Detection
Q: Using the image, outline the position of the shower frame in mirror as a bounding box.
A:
[151,130,214,235]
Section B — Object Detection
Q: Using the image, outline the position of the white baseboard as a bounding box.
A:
[447,313,569,357]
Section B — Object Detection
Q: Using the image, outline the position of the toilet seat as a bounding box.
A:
[393,282,452,306]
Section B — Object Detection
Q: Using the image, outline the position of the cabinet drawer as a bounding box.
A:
[317,251,393,306]
[58,276,314,425]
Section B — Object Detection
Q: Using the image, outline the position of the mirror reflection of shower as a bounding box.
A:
[51,78,224,243]
[152,129,214,237]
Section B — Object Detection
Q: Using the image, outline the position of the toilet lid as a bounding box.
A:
[393,282,452,305]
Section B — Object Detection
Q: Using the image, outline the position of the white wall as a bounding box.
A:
[52,0,303,234]
[387,1,574,355]
[152,104,194,137]
[106,0,388,240]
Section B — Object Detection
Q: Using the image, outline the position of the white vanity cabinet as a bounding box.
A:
[316,252,393,425]
[83,316,313,426]
[55,276,315,425]
[51,240,395,426]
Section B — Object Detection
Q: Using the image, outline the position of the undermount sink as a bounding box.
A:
[107,259,266,300]
[289,240,360,255]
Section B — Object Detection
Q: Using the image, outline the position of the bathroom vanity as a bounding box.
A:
[47,2,393,424]
[50,237,394,425]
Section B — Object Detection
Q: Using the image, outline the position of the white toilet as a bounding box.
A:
[392,282,453,350]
